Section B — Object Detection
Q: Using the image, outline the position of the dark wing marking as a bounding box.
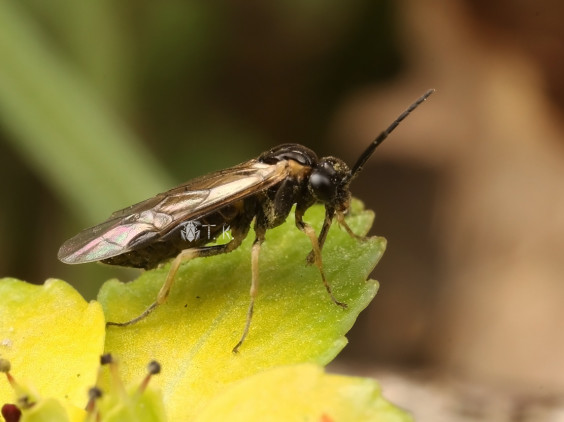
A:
[58,160,290,264]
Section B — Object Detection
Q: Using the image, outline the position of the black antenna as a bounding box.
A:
[348,88,435,180]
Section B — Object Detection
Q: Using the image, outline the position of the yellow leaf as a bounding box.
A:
[0,278,105,412]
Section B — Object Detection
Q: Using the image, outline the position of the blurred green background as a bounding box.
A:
[0,0,401,298]
[4,0,564,417]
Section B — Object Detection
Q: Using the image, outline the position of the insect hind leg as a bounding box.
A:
[106,237,245,328]
[232,231,264,354]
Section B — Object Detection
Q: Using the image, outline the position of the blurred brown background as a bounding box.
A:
[1,0,564,419]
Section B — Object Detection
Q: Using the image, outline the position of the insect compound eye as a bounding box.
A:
[309,161,338,202]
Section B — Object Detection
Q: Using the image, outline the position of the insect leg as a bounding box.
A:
[306,207,335,265]
[232,228,265,353]
[336,212,364,241]
[107,233,247,327]
[295,210,347,309]
[307,208,367,265]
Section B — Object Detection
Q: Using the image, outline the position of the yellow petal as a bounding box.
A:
[194,364,412,422]
[0,278,105,409]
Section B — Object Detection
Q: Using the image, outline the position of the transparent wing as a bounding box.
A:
[58,160,289,264]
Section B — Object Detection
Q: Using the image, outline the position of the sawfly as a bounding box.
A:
[58,89,434,352]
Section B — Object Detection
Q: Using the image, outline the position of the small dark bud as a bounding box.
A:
[147,361,161,375]
[100,354,113,365]
[17,395,33,410]
[0,359,11,373]
[88,386,103,401]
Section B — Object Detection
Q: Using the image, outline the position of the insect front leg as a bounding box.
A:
[336,211,365,241]
[306,208,369,266]
[107,232,247,328]
[306,207,335,265]
[295,209,347,309]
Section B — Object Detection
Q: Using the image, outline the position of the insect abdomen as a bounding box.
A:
[101,200,251,270]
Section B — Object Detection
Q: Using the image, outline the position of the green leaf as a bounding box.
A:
[98,200,385,420]
[193,363,412,422]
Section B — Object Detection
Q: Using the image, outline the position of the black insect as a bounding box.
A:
[58,89,434,352]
